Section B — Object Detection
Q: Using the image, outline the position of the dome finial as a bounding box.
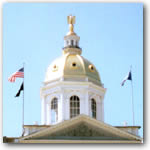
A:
[67,15,76,35]
[63,15,81,52]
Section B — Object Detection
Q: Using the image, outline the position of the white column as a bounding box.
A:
[58,94,63,123]
[85,91,89,116]
[99,100,102,121]
[65,98,70,120]
[80,95,85,115]
[61,93,65,121]
[68,40,71,46]
[73,40,76,46]
[96,101,101,121]
[46,104,50,125]
[102,99,104,122]
[64,40,67,47]
[89,99,92,117]
[41,99,46,125]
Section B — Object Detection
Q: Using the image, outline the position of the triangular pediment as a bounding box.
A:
[20,115,141,142]
[33,122,128,140]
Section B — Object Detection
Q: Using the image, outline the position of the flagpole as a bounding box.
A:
[22,63,25,136]
[130,66,135,126]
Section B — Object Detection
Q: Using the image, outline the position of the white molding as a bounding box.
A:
[41,81,106,93]
[18,140,142,144]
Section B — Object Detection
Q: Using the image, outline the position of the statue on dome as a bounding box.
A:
[67,15,76,35]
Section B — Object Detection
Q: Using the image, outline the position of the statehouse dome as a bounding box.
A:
[44,15,102,86]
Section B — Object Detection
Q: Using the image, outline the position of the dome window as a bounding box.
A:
[52,65,58,72]
[53,65,57,69]
[72,62,76,67]
[89,65,94,72]
[71,62,77,69]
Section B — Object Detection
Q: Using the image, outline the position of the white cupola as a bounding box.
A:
[40,15,106,125]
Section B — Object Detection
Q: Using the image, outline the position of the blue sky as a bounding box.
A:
[3,3,143,137]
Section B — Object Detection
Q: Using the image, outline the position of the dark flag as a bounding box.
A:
[121,71,132,86]
[15,82,24,97]
[8,67,24,82]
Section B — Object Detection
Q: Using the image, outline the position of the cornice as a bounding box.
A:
[18,139,142,144]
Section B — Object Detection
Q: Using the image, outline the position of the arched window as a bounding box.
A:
[70,95,80,118]
[91,99,96,119]
[51,97,58,123]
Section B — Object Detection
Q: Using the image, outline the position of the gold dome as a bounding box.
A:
[44,52,102,86]
[44,16,102,86]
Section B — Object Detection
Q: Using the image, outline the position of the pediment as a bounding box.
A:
[33,122,128,140]
[20,115,141,142]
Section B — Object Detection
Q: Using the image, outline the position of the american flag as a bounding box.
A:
[8,67,24,82]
